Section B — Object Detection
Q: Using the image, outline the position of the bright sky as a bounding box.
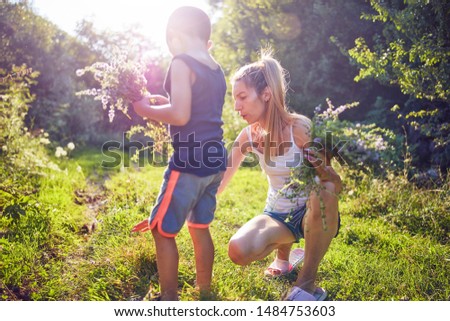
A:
[31,0,211,51]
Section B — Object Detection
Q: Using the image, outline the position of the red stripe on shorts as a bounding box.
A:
[150,170,181,238]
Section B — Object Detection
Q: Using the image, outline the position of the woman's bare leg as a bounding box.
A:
[293,181,339,294]
[228,215,295,265]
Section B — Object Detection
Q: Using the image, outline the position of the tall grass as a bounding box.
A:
[1,150,449,300]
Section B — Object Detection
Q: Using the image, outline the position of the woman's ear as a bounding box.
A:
[262,86,272,102]
[207,40,213,51]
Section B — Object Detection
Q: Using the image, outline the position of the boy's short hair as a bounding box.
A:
[167,6,211,42]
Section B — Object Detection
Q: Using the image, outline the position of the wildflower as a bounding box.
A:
[336,106,347,114]
[92,62,108,69]
[2,145,7,152]
[55,147,63,158]
[108,109,115,123]
[374,138,386,151]
[55,146,67,158]
[47,162,61,171]
[40,138,51,145]
[67,142,75,150]
[76,69,85,77]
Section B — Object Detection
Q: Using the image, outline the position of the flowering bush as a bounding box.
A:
[0,64,65,200]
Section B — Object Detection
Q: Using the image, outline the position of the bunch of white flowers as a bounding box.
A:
[76,50,170,153]
[55,142,75,158]
[76,50,148,123]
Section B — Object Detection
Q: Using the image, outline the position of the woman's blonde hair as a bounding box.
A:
[231,49,311,157]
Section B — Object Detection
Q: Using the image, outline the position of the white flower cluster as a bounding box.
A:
[55,142,75,158]
[55,146,67,158]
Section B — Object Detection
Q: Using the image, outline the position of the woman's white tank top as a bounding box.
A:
[245,126,308,212]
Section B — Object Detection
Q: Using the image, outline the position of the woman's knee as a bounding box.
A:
[228,237,250,266]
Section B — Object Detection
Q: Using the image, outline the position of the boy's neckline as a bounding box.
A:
[176,53,220,71]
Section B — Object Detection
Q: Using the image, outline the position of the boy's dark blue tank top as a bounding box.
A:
[164,54,227,176]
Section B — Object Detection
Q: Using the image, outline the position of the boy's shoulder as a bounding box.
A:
[173,53,221,71]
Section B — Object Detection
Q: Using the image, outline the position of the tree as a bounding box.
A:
[210,0,404,118]
[348,0,450,172]
[0,1,167,145]
[0,1,102,142]
[349,0,449,101]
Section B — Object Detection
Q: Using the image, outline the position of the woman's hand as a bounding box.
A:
[306,150,343,194]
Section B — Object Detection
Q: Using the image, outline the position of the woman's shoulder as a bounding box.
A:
[290,114,311,147]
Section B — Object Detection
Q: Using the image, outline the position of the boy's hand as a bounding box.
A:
[131,219,151,232]
[132,94,169,119]
[147,94,169,105]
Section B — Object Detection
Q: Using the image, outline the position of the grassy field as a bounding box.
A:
[1,148,449,301]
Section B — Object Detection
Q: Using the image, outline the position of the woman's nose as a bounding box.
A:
[234,101,241,111]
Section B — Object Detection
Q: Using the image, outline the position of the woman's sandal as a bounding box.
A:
[285,287,327,301]
[264,248,305,278]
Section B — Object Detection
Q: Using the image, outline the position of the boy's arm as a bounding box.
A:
[217,128,250,194]
[132,59,192,126]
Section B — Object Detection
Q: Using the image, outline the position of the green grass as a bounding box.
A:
[1,149,449,301]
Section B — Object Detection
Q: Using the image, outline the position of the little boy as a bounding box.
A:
[131,6,227,301]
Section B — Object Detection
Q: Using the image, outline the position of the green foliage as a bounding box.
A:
[0,65,87,300]
[349,0,449,101]
[211,0,395,116]
[348,0,450,171]
[0,1,103,143]
[0,65,58,192]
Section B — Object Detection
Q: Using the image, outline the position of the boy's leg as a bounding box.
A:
[188,226,214,293]
[186,172,222,294]
[151,228,179,300]
[228,215,296,265]
[293,181,339,294]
